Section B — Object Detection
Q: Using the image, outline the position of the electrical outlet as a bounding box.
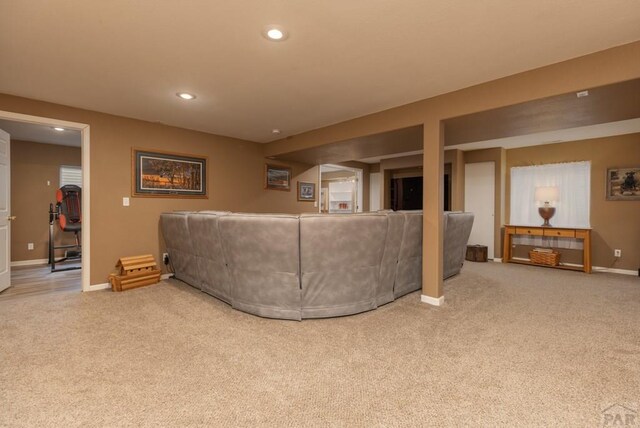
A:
[163,253,169,265]
[614,249,622,258]
[27,243,34,250]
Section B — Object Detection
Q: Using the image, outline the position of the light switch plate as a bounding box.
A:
[123,197,130,207]
[27,243,34,250]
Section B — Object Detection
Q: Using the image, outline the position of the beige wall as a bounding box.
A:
[0,95,319,284]
[252,161,320,215]
[444,149,465,210]
[506,133,640,271]
[10,140,81,262]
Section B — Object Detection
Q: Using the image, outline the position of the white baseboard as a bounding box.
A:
[11,258,48,267]
[86,282,110,292]
[421,294,445,306]
[85,273,173,292]
[593,266,638,276]
[492,258,502,263]
[507,258,637,277]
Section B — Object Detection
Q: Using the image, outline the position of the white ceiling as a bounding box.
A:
[1,1,639,143]
[0,119,81,147]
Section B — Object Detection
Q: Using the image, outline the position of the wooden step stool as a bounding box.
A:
[109,254,161,292]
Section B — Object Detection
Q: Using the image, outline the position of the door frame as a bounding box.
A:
[0,129,10,292]
[0,110,93,292]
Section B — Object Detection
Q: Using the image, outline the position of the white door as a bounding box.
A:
[464,162,495,259]
[0,129,10,292]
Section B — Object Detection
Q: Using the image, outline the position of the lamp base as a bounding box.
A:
[538,207,556,227]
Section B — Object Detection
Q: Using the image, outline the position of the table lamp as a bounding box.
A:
[535,186,559,227]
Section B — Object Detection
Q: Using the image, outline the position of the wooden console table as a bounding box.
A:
[502,225,591,273]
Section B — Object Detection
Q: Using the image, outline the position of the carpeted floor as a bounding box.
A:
[1,262,639,427]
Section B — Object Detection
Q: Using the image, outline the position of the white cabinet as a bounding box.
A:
[328,181,355,213]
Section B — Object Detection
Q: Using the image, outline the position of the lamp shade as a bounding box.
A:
[535,186,559,204]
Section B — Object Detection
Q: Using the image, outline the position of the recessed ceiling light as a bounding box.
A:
[53,127,65,132]
[272,129,281,135]
[263,25,288,41]
[176,92,196,100]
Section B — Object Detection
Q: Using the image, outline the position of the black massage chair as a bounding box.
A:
[48,185,82,272]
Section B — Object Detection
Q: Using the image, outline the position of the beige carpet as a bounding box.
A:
[1,262,639,427]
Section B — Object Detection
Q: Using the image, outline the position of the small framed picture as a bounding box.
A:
[297,181,316,201]
[606,167,640,201]
[264,164,291,191]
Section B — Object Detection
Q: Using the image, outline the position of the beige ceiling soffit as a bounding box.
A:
[445,118,640,152]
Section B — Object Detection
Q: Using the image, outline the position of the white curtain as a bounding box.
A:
[510,161,591,228]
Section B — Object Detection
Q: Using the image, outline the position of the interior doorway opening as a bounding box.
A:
[388,167,424,211]
[0,111,90,297]
[319,164,364,213]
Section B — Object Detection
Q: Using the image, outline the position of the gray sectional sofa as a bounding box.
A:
[160,210,473,320]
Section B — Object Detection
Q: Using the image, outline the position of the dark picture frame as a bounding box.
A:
[264,164,291,191]
[132,148,207,198]
[297,181,316,201]
[606,167,640,201]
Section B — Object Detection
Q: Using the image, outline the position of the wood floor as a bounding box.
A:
[0,264,81,302]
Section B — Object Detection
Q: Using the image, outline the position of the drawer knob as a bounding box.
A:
[527,230,532,234]
[557,231,561,235]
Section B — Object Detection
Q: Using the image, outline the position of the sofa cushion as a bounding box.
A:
[300,213,387,318]
[187,212,232,303]
[377,211,405,306]
[160,212,199,287]
[443,212,474,279]
[219,213,301,320]
[394,210,423,298]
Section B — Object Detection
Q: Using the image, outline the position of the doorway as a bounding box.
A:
[0,111,91,295]
[388,167,424,211]
[319,164,363,213]
[391,176,423,210]
[464,161,495,258]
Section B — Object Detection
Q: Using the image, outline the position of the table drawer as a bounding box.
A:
[543,229,575,238]
[515,227,544,236]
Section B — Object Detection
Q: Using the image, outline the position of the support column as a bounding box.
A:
[451,149,465,211]
[422,120,444,306]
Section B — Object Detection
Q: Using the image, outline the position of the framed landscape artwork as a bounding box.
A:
[606,167,640,201]
[265,164,291,191]
[297,182,316,201]
[132,148,207,198]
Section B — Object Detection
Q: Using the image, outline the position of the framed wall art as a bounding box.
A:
[297,181,316,201]
[132,148,207,198]
[606,167,640,201]
[264,164,291,191]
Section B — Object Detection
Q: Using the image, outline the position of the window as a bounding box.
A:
[60,165,82,188]
[510,161,590,228]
